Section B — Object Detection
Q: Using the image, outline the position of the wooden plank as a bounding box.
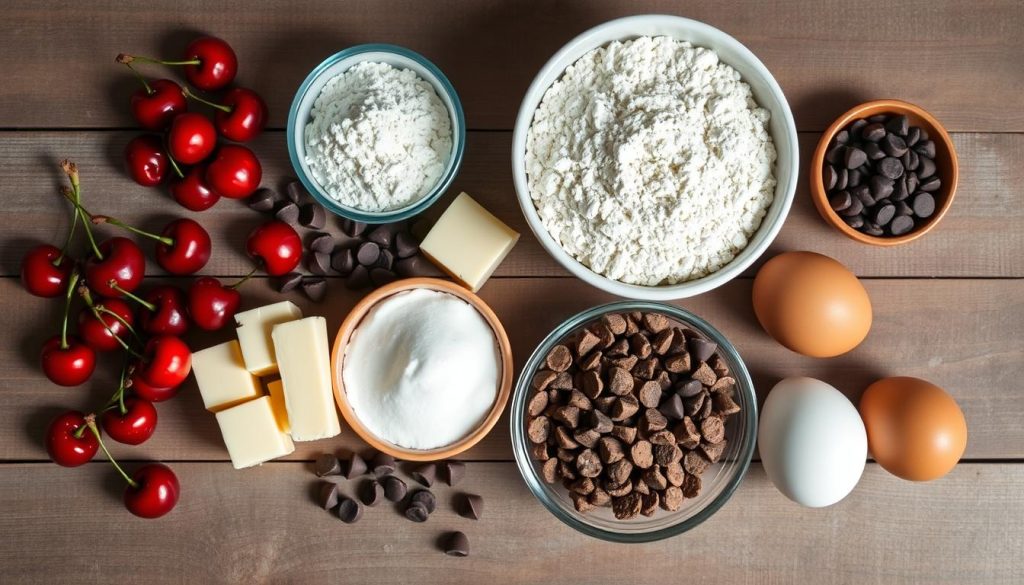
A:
[1,131,1021,279]
[0,461,1020,584]
[0,1,1021,131]
[1,277,1020,462]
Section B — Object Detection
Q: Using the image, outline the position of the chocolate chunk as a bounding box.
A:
[370,451,396,477]
[673,417,701,449]
[309,232,335,255]
[317,481,339,510]
[307,251,332,275]
[610,395,640,421]
[903,149,920,172]
[700,439,728,463]
[393,231,419,259]
[285,180,308,204]
[410,489,436,513]
[630,440,654,469]
[404,501,430,522]
[528,416,551,443]
[834,167,849,190]
[443,531,470,557]
[360,479,384,507]
[356,241,380,266]
[412,463,437,487]
[336,497,362,523]
[641,312,670,334]
[895,200,913,217]
[576,449,603,478]
[711,391,741,416]
[275,201,300,226]
[383,475,407,502]
[345,265,370,290]
[877,157,904,179]
[638,381,662,409]
[546,345,573,372]
[527,391,549,417]
[340,452,368,479]
[640,408,668,434]
[654,443,683,466]
[851,185,873,208]
[277,271,303,293]
[339,218,368,238]
[683,451,710,475]
[314,453,341,477]
[588,409,614,434]
[457,493,483,520]
[834,129,850,144]
[369,268,397,287]
[331,248,356,276]
[822,166,837,191]
[612,492,642,520]
[395,255,433,278]
[442,461,466,486]
[700,415,726,444]
[681,472,702,498]
[299,203,326,229]
[301,276,327,302]
[826,143,843,165]
[843,146,867,169]
[541,458,558,483]
[247,187,276,212]
[912,192,936,218]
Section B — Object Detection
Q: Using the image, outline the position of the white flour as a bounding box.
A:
[525,36,777,285]
[304,62,452,212]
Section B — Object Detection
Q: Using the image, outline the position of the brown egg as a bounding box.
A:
[859,377,967,481]
[752,251,872,357]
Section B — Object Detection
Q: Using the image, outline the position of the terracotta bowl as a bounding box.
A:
[330,278,513,461]
[810,99,959,246]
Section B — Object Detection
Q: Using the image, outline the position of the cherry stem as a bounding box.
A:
[59,272,80,349]
[78,286,141,345]
[84,414,138,489]
[181,86,231,113]
[120,61,153,95]
[104,362,130,415]
[60,179,103,261]
[56,161,82,263]
[72,424,87,439]
[167,151,185,179]
[108,282,156,312]
[229,268,258,289]
[92,215,173,247]
[123,54,201,67]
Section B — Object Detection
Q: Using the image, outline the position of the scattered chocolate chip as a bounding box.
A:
[360,479,384,507]
[345,265,371,290]
[309,232,335,255]
[314,453,340,477]
[366,225,394,248]
[456,493,483,520]
[285,180,307,204]
[395,255,433,278]
[442,460,466,486]
[336,497,362,523]
[411,463,437,487]
[442,531,469,557]
[307,251,332,276]
[393,231,419,259]
[340,453,368,479]
[331,248,356,276]
[405,501,429,523]
[356,241,380,266]
[247,187,276,212]
[383,475,407,502]
[370,451,396,477]
[275,202,300,226]
[410,489,436,513]
[301,276,327,302]
[299,203,326,229]
[277,271,303,293]
[369,268,397,287]
[317,481,339,510]
[339,218,368,238]
[889,214,915,236]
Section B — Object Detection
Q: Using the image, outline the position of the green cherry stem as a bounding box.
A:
[59,272,80,349]
[59,179,103,261]
[166,151,185,179]
[84,414,138,489]
[107,281,157,312]
[117,53,200,67]
[91,215,174,247]
[229,268,258,289]
[119,60,153,95]
[181,86,231,113]
[103,362,131,414]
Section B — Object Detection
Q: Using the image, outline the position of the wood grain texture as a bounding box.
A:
[1,0,1022,131]
[2,277,1020,462]
[1,131,1021,279]
[0,461,1020,585]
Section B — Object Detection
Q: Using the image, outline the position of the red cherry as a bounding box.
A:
[154,218,211,275]
[182,37,237,91]
[139,335,191,389]
[187,276,241,331]
[123,135,168,187]
[129,79,187,131]
[127,365,180,402]
[138,285,189,337]
[205,144,261,199]
[168,112,216,165]
[45,410,99,467]
[21,244,73,297]
[246,220,301,276]
[124,463,180,519]
[85,237,146,298]
[184,86,267,142]
[41,335,96,386]
[77,298,135,352]
[101,397,158,445]
[169,165,220,211]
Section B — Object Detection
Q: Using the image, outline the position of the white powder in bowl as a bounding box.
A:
[304,61,452,212]
[342,289,499,450]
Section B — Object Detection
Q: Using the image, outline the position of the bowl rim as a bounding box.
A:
[509,301,758,542]
[286,43,467,224]
[510,14,799,300]
[329,278,513,461]
[809,98,959,246]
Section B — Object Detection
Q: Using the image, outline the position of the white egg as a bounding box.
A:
[758,377,867,507]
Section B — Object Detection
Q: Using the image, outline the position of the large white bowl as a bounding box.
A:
[511,15,799,300]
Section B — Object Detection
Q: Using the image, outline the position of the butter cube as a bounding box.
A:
[191,340,262,412]
[420,192,519,292]
[266,379,290,434]
[215,396,295,469]
[272,316,341,441]
[235,301,303,375]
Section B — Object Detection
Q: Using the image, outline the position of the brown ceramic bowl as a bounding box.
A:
[810,99,958,246]
[330,278,513,461]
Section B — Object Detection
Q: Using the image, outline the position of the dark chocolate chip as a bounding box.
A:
[847,169,862,188]
[848,118,868,137]
[370,268,397,287]
[863,222,884,236]
[405,501,429,523]
[881,133,908,157]
[912,193,936,218]
[331,248,356,276]
[336,497,362,523]
[826,144,844,165]
[687,338,717,364]
[443,531,469,557]
[903,149,920,172]
[318,481,339,510]
[374,248,394,271]
[457,493,483,520]
[885,115,909,136]
[394,231,420,259]
[356,241,380,266]
[843,146,867,169]
[299,203,326,229]
[877,157,904,180]
[861,123,886,142]
[339,218,368,238]
[839,197,863,217]
[917,157,936,179]
[869,175,894,199]
[905,173,920,195]
[915,140,936,159]
[346,265,371,290]
[868,114,888,123]
[395,255,433,278]
[301,276,327,302]
[842,214,865,229]
[383,475,407,502]
[275,202,300,225]
[863,141,885,161]
[341,453,368,479]
[889,214,915,236]
[834,130,850,144]
[873,203,896,226]
[359,479,384,507]
[285,180,307,204]
[834,168,848,191]
[895,200,913,217]
[829,190,851,212]
[307,251,332,276]
[315,453,341,477]
[370,451,396,477]
[410,489,437,513]
[366,225,394,248]
[309,232,335,255]
[277,272,303,293]
[247,188,277,212]
[893,178,909,201]
[919,176,941,192]
[442,461,466,486]
[658,393,686,421]
[411,463,438,487]
[906,126,921,147]
[676,379,703,398]
[851,184,873,207]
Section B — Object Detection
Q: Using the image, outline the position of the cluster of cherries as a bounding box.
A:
[117,36,266,210]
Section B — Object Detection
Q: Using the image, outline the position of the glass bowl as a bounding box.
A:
[286,43,466,224]
[510,301,757,543]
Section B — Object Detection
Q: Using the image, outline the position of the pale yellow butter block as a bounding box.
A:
[265,379,290,434]
[215,396,295,469]
[272,316,341,441]
[234,301,303,375]
[420,192,519,292]
[191,340,262,412]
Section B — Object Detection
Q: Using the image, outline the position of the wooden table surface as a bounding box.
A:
[1,1,1022,583]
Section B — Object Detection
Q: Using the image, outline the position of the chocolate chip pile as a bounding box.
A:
[312,450,481,556]
[526,311,742,519]
[823,114,942,237]
[247,179,436,301]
